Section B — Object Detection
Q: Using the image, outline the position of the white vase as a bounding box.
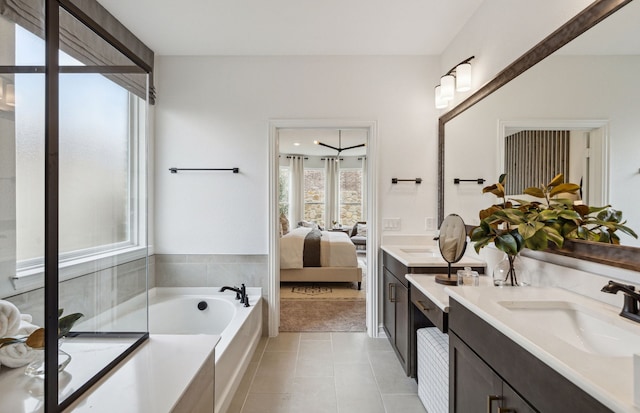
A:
[493,255,529,287]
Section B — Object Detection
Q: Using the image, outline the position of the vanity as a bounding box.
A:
[380,244,484,376]
[447,286,640,412]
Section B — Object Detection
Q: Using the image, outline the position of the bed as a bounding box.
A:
[280,227,362,290]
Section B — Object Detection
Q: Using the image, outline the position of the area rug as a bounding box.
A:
[279,300,366,332]
[280,281,365,301]
[279,255,367,332]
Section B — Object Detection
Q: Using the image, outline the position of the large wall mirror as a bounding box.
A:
[439,0,640,270]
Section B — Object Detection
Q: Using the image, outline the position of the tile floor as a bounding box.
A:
[228,332,428,413]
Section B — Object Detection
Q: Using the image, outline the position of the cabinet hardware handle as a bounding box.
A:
[487,395,501,413]
[498,408,514,413]
[415,300,432,312]
[388,283,396,302]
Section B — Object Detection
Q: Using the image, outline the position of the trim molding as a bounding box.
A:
[268,119,379,337]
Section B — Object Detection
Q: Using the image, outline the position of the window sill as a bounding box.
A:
[11,246,149,291]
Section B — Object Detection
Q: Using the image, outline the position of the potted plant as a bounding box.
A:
[470,174,637,286]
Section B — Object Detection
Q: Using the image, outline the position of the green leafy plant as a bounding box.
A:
[470,173,637,285]
[0,309,83,350]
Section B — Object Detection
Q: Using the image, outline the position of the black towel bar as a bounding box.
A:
[453,178,485,184]
[392,178,422,184]
[169,167,239,174]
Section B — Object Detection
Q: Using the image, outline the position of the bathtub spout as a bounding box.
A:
[220,284,249,306]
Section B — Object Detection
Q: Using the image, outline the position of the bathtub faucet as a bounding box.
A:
[219,284,250,307]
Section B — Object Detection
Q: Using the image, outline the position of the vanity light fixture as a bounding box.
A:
[434,56,475,109]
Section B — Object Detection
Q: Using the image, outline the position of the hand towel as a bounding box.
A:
[0,300,21,338]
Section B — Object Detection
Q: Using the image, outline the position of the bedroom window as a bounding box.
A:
[339,168,363,226]
[279,166,290,216]
[304,168,325,224]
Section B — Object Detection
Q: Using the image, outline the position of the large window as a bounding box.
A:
[10,25,147,273]
[339,168,363,226]
[278,166,290,216]
[304,168,325,224]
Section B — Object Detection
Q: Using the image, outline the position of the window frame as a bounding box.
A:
[12,81,148,290]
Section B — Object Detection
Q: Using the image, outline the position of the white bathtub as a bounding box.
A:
[148,287,262,413]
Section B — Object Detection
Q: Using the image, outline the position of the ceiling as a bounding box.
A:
[279,128,368,157]
[97,0,485,56]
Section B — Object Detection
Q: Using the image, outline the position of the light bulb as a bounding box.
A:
[456,62,472,92]
[440,74,455,101]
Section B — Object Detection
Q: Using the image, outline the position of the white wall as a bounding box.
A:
[440,0,591,107]
[154,56,440,254]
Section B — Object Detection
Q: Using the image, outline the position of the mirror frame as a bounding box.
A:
[437,0,640,272]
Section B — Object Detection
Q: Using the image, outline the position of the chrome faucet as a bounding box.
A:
[601,280,640,323]
[219,284,250,307]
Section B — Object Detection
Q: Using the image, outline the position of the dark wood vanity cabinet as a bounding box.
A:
[450,332,534,413]
[382,254,411,374]
[449,299,612,413]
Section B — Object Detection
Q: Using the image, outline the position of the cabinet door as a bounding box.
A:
[383,268,396,343]
[395,282,409,366]
[501,382,536,413]
[450,333,502,413]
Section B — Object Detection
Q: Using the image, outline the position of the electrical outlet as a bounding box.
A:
[425,217,435,231]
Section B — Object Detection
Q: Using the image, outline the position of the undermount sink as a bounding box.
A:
[498,300,640,358]
[399,247,439,257]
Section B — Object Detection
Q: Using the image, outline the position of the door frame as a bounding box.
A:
[268,119,379,337]
[498,118,609,205]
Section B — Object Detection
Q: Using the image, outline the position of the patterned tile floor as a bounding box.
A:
[228,332,428,413]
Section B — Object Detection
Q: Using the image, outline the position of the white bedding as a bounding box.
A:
[280,227,358,269]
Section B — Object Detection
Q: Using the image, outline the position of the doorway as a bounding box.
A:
[268,120,379,337]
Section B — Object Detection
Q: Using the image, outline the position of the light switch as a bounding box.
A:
[383,218,401,231]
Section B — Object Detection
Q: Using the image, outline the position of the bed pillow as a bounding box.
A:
[280,213,290,236]
[297,220,319,230]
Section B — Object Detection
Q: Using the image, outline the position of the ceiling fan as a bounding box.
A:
[313,130,365,154]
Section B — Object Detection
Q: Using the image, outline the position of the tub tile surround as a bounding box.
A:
[5,256,152,326]
[229,332,427,413]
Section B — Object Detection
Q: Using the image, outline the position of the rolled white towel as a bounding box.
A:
[21,313,33,324]
[0,300,21,338]
[0,342,38,368]
[17,319,39,336]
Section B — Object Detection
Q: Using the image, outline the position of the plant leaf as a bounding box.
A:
[549,183,581,197]
[59,313,84,337]
[524,229,548,250]
[523,187,545,198]
[26,328,45,349]
[495,233,519,255]
[543,226,564,247]
[548,174,565,187]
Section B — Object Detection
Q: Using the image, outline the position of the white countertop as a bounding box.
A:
[64,334,219,412]
[0,334,219,413]
[445,286,640,413]
[382,244,485,268]
[406,273,493,311]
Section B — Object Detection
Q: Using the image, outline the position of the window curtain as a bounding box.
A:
[289,156,305,225]
[324,157,340,229]
[361,157,367,220]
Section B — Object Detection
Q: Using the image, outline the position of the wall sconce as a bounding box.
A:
[434,56,474,109]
